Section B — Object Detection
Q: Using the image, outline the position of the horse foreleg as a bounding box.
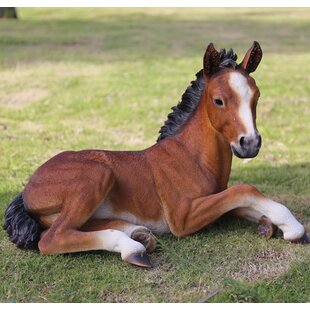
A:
[168,184,308,243]
[81,219,157,253]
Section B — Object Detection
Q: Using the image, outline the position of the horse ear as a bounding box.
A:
[203,43,221,77]
[240,41,263,73]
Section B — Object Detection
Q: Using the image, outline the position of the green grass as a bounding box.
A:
[0,8,310,302]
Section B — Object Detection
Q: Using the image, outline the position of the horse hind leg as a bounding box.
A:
[38,167,152,267]
[39,227,151,267]
[39,214,153,267]
[82,219,157,254]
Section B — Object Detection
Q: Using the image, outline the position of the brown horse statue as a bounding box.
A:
[4,42,309,268]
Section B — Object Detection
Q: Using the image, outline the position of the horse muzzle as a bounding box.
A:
[231,132,262,159]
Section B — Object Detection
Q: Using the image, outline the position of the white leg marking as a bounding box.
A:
[229,196,305,240]
[229,72,256,136]
[255,198,305,240]
[98,229,146,259]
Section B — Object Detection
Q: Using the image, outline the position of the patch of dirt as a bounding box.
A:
[1,88,48,109]
[230,249,295,281]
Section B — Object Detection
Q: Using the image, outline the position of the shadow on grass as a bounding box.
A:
[1,9,310,66]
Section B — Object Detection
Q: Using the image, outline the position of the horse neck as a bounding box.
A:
[176,89,233,189]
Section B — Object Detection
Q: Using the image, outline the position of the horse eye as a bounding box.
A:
[213,98,224,107]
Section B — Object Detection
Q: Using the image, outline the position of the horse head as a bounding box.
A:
[203,41,263,158]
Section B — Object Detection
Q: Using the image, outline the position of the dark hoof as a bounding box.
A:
[258,215,278,239]
[131,229,157,253]
[124,252,152,268]
[291,233,310,244]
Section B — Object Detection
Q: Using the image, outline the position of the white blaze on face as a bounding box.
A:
[229,72,256,137]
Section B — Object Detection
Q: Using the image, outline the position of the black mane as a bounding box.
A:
[157,47,238,142]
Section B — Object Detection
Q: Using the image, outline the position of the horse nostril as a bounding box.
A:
[235,133,262,158]
[239,136,246,148]
[239,134,261,150]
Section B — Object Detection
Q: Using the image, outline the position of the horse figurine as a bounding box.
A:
[4,42,309,268]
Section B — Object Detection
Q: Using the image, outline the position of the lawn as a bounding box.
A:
[0,8,309,302]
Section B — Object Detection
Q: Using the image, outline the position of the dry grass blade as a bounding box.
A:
[197,288,224,303]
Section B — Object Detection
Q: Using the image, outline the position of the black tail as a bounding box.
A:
[3,192,42,250]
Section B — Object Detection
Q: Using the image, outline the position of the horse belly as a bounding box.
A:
[91,199,170,234]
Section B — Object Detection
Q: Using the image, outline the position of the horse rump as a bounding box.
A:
[3,192,42,250]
